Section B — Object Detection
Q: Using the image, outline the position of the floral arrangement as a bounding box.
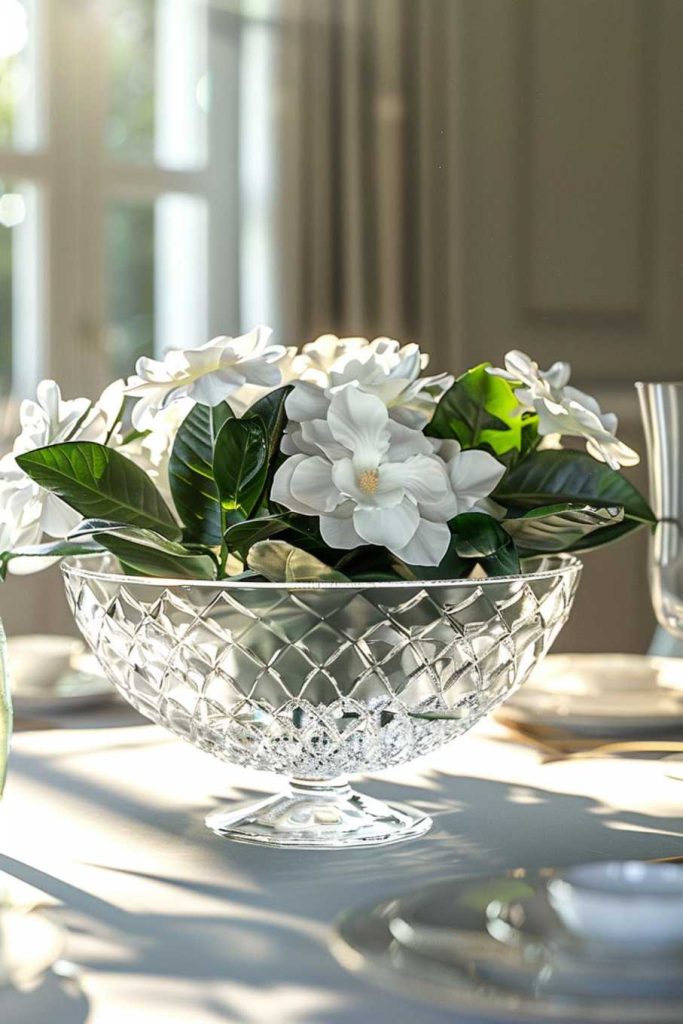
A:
[0,328,654,583]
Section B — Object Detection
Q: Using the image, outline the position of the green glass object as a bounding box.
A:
[0,620,10,795]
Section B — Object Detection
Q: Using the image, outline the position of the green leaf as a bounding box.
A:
[247,540,349,582]
[495,450,655,525]
[449,511,521,576]
[224,514,291,557]
[213,418,268,519]
[0,539,103,581]
[16,442,181,540]
[246,386,292,465]
[427,363,534,456]
[92,527,217,579]
[502,503,625,554]
[169,402,233,546]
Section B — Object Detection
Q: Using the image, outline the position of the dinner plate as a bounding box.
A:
[498,654,683,736]
[7,635,114,715]
[332,870,683,1022]
[0,909,66,990]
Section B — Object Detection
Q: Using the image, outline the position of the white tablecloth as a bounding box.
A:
[1,708,682,1024]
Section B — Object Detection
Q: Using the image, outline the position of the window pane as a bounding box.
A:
[0,0,41,150]
[0,179,41,402]
[105,199,155,379]
[105,0,208,170]
[105,194,208,379]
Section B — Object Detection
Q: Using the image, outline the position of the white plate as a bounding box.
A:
[7,635,114,715]
[500,654,683,736]
[332,870,683,1022]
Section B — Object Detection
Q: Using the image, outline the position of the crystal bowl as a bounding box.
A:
[62,553,581,849]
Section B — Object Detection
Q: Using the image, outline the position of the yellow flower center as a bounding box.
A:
[358,468,379,494]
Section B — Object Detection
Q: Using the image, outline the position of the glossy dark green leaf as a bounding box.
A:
[16,442,181,540]
[427,363,535,456]
[449,511,521,576]
[169,402,233,545]
[213,417,268,519]
[245,385,293,512]
[495,450,655,525]
[93,527,217,579]
[224,513,291,557]
[246,385,292,465]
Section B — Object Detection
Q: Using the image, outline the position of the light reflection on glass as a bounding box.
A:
[105,0,208,170]
[0,0,28,60]
[0,0,39,151]
[0,191,25,227]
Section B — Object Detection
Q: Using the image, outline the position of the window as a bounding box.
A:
[0,0,280,402]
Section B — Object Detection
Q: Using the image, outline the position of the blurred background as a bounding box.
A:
[0,0,681,649]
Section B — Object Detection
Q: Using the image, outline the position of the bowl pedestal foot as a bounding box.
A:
[205,776,432,849]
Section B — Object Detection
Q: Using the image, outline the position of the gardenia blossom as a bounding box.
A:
[282,334,453,455]
[271,387,503,567]
[0,379,112,544]
[127,326,286,430]
[488,350,639,470]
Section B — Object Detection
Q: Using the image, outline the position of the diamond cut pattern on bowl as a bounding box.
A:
[63,559,580,779]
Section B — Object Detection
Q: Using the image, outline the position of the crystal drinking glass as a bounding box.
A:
[637,382,683,639]
[62,553,581,849]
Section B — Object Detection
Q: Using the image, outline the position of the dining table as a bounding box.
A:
[1,690,682,1024]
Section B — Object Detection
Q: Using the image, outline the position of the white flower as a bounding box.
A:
[125,323,286,428]
[488,350,639,470]
[0,380,112,542]
[273,387,462,567]
[287,334,372,387]
[282,335,453,455]
[127,326,286,429]
[434,439,506,517]
[119,399,192,510]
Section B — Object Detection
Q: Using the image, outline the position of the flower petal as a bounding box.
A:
[448,449,505,505]
[327,387,389,467]
[289,455,343,513]
[394,518,451,567]
[353,500,419,549]
[319,510,364,550]
[270,455,318,514]
[286,381,329,423]
[379,456,450,504]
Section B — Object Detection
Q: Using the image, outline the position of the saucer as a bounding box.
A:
[332,870,683,1021]
[500,654,683,737]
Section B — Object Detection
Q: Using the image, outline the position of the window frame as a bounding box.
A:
[0,0,245,401]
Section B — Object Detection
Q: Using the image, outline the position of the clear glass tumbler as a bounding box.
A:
[637,382,683,639]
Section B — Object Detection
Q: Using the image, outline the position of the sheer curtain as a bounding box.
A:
[274,0,466,371]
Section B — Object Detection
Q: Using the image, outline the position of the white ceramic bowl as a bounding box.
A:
[547,861,683,949]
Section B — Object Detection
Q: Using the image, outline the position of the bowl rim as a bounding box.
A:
[60,551,582,591]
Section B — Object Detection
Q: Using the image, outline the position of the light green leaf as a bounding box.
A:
[247,540,349,583]
[16,442,181,540]
[169,402,233,546]
[213,418,268,519]
[427,363,536,457]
